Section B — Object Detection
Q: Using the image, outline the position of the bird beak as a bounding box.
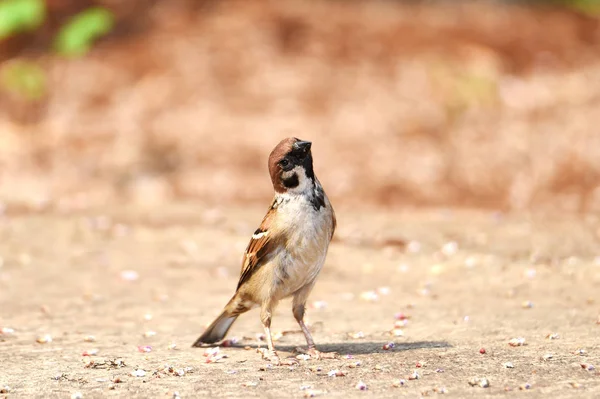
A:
[293,140,312,153]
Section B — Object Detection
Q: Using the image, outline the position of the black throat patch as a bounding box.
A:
[282,173,299,188]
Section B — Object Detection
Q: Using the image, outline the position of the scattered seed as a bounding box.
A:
[347,361,362,368]
[143,331,156,338]
[383,342,395,350]
[569,382,582,389]
[221,337,239,347]
[391,328,404,337]
[303,390,325,398]
[83,335,96,342]
[479,348,486,354]
[469,377,490,388]
[167,342,177,350]
[296,354,311,361]
[327,369,346,377]
[581,364,595,371]
[503,362,514,368]
[82,349,99,356]
[392,379,407,387]
[508,337,526,347]
[519,383,532,390]
[0,327,14,334]
[433,387,448,394]
[355,381,367,390]
[415,361,425,368]
[131,369,146,377]
[542,353,553,361]
[242,381,258,387]
[348,331,365,339]
[137,345,152,353]
[70,393,83,399]
[143,313,153,321]
[0,386,10,394]
[521,301,533,309]
[377,287,391,295]
[36,334,52,344]
[359,291,379,302]
[408,371,420,380]
[546,333,560,340]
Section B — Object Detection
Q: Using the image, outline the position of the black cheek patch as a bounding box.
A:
[282,173,299,188]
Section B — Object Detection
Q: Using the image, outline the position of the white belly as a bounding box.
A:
[270,196,333,299]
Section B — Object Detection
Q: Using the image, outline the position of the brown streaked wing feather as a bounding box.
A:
[236,208,280,290]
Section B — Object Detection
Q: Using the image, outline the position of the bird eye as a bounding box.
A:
[280,159,289,167]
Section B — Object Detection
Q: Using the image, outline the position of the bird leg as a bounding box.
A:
[260,303,297,366]
[292,298,338,360]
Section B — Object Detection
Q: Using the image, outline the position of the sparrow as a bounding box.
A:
[192,137,336,365]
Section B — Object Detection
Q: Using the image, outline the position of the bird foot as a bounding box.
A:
[258,348,298,366]
[295,347,338,360]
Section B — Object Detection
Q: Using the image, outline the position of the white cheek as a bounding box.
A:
[287,167,312,194]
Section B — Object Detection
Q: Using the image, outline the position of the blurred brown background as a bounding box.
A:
[1,0,600,213]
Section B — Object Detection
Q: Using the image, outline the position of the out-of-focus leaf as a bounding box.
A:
[0,60,46,100]
[53,7,115,57]
[0,0,45,39]
[567,0,600,15]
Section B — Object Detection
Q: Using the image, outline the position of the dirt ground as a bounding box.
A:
[1,204,599,398]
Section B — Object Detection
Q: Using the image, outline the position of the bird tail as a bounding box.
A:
[192,296,248,347]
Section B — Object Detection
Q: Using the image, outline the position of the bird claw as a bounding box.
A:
[259,348,298,366]
[295,347,338,360]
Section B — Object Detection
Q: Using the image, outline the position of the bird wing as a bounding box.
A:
[236,208,282,290]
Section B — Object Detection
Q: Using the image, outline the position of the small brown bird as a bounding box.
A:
[192,137,336,364]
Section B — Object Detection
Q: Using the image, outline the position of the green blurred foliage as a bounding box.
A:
[0,0,45,39]
[564,0,600,15]
[0,60,46,100]
[53,7,114,57]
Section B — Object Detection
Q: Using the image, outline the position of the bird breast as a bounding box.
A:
[272,195,333,298]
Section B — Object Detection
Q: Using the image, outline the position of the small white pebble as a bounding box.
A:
[311,300,328,310]
[407,241,421,253]
[131,369,146,377]
[0,327,14,334]
[71,393,83,399]
[525,268,537,279]
[359,291,379,302]
[503,362,514,368]
[120,270,139,281]
[441,241,458,256]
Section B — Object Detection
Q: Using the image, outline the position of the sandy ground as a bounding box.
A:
[0,204,599,398]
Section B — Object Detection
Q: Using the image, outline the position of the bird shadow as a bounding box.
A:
[229,340,451,355]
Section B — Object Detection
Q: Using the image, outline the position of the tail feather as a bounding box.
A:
[192,310,238,347]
